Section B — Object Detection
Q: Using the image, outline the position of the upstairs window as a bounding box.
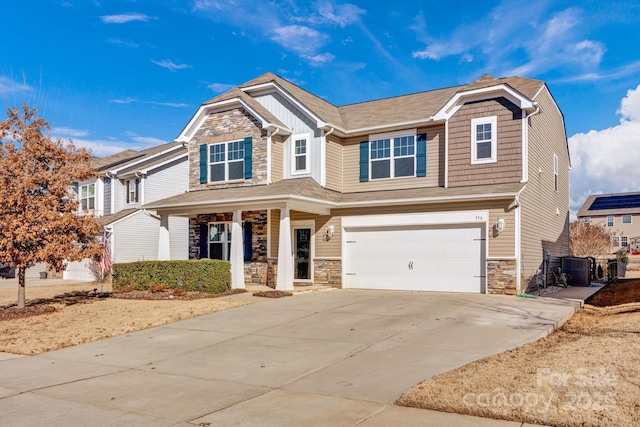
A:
[622,215,632,224]
[607,216,614,227]
[209,140,244,182]
[80,183,95,211]
[292,134,309,174]
[583,217,591,225]
[471,116,497,164]
[370,134,415,179]
[126,179,139,203]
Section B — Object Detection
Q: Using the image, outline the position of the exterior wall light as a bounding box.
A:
[496,218,506,233]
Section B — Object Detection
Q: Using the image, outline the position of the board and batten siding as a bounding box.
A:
[144,157,189,204]
[342,125,443,193]
[448,97,523,187]
[325,134,343,192]
[254,91,323,184]
[519,86,570,289]
[112,211,160,263]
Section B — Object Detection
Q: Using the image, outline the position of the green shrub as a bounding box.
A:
[112,260,231,294]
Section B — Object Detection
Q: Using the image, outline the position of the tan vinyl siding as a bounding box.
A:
[271,134,283,182]
[342,125,443,193]
[586,215,640,244]
[270,209,280,257]
[269,210,342,259]
[448,98,522,187]
[325,135,343,192]
[520,86,570,289]
[334,200,516,258]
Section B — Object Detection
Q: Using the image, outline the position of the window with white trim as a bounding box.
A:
[370,134,415,179]
[553,154,559,191]
[583,217,591,225]
[622,235,629,247]
[612,235,620,247]
[292,134,309,174]
[80,183,95,211]
[471,116,497,164]
[622,215,632,224]
[607,216,614,227]
[208,222,232,261]
[209,140,244,182]
[126,179,139,203]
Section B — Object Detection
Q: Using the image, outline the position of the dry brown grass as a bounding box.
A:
[397,303,640,427]
[0,282,250,355]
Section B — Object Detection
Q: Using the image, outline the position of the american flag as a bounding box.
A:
[98,238,112,281]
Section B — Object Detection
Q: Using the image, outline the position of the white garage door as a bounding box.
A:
[344,223,486,293]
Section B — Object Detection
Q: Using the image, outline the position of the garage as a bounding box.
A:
[343,213,487,293]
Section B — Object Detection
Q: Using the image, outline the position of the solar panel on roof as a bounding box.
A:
[589,194,640,210]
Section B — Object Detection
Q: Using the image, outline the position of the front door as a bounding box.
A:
[294,227,311,280]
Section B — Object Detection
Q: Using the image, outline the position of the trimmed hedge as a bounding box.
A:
[112,259,231,294]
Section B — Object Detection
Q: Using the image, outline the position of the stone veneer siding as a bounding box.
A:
[189,211,268,261]
[314,259,342,288]
[487,259,518,295]
[188,107,268,190]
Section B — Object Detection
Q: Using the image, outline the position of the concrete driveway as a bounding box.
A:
[0,289,579,426]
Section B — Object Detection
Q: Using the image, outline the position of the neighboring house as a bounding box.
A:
[64,142,189,280]
[577,192,640,253]
[144,72,570,295]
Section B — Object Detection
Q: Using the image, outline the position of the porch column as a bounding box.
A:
[158,214,171,260]
[230,210,245,289]
[276,207,294,290]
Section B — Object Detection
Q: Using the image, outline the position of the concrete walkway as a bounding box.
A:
[0,289,579,426]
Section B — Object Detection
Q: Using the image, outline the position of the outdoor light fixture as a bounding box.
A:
[496,218,506,233]
[326,225,335,239]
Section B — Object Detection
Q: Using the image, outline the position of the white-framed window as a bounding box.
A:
[583,217,591,225]
[553,154,559,191]
[622,236,629,247]
[80,183,95,211]
[370,132,415,180]
[126,179,139,203]
[208,222,232,260]
[291,134,310,174]
[612,235,620,247]
[209,140,244,182]
[622,215,632,224]
[471,116,497,164]
[607,215,614,227]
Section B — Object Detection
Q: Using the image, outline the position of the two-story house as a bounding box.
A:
[577,192,640,253]
[144,72,570,295]
[64,142,189,280]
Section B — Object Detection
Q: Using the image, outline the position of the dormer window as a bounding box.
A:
[80,183,95,211]
[126,179,139,203]
[471,116,497,164]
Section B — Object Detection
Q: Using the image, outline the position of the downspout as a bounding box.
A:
[514,193,522,294]
[444,118,449,188]
[322,127,335,187]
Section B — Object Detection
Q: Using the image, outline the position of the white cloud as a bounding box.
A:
[207,83,235,93]
[0,76,34,93]
[270,25,328,55]
[302,53,336,66]
[151,59,192,71]
[109,98,189,108]
[100,13,154,24]
[293,1,365,27]
[123,131,167,146]
[50,127,89,138]
[107,38,140,48]
[569,85,640,216]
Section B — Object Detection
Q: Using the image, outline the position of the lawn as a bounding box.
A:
[397,280,640,427]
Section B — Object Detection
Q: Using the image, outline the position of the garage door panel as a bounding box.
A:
[345,224,485,293]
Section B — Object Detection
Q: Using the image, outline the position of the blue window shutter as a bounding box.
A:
[199,224,208,259]
[243,221,252,262]
[244,137,252,179]
[416,133,427,177]
[359,141,369,182]
[199,144,208,184]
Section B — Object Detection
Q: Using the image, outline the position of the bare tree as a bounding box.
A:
[570,220,611,258]
[0,105,102,308]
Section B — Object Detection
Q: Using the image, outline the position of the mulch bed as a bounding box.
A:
[587,278,640,306]
[111,288,247,300]
[0,304,56,321]
[253,290,293,298]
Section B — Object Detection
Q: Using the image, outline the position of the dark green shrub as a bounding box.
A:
[112,260,231,294]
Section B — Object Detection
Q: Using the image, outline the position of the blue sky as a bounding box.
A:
[1,0,639,215]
